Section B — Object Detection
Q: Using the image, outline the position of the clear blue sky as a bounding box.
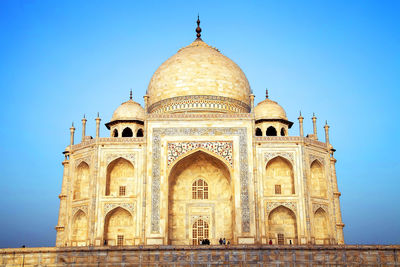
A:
[0,0,399,248]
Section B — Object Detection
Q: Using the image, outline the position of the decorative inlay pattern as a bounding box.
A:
[313,203,328,214]
[148,95,250,114]
[264,152,294,165]
[106,153,135,165]
[266,202,297,214]
[75,156,91,168]
[104,203,135,215]
[167,142,233,167]
[151,127,250,233]
[72,205,88,216]
[309,154,325,165]
[191,215,210,224]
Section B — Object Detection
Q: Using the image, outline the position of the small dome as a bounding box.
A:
[146,39,252,113]
[111,99,145,122]
[255,98,287,121]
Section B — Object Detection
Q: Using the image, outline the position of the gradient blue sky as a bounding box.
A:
[0,0,399,248]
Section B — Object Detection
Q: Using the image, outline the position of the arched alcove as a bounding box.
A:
[255,128,262,136]
[266,126,277,136]
[105,158,134,196]
[168,151,234,245]
[113,129,119,137]
[136,128,144,137]
[71,210,88,246]
[280,128,286,136]
[264,157,295,196]
[268,206,297,245]
[122,127,133,137]
[314,208,329,244]
[310,161,327,198]
[104,207,133,246]
[73,162,89,200]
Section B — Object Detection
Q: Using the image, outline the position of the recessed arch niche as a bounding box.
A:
[314,208,329,244]
[268,206,297,245]
[167,150,234,245]
[310,160,327,198]
[104,207,134,246]
[264,156,295,196]
[71,210,88,246]
[73,162,89,200]
[105,158,134,196]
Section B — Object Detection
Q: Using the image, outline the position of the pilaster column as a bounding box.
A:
[55,155,70,247]
[312,113,318,139]
[144,95,149,114]
[95,113,101,138]
[298,112,304,137]
[81,115,87,141]
[330,151,345,244]
[250,94,255,113]
[70,123,75,146]
[324,121,330,145]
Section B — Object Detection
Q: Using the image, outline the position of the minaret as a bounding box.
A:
[81,115,87,141]
[298,111,304,137]
[70,122,75,146]
[324,121,330,145]
[95,113,101,138]
[312,113,318,139]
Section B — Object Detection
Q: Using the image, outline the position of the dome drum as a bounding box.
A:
[148,95,251,114]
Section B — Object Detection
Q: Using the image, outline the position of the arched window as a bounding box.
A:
[192,219,209,245]
[73,162,89,200]
[113,129,118,137]
[310,161,327,198]
[136,129,143,137]
[265,157,295,195]
[192,179,208,199]
[122,127,133,137]
[255,128,262,136]
[266,126,277,136]
[71,210,88,246]
[281,128,286,136]
[106,158,134,196]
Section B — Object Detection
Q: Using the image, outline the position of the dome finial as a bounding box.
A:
[130,89,132,100]
[266,88,269,99]
[196,15,202,40]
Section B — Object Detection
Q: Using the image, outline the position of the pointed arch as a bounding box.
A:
[122,127,133,137]
[310,160,327,198]
[268,206,297,245]
[280,127,286,136]
[255,127,262,136]
[113,129,119,137]
[73,162,90,200]
[264,156,295,196]
[71,210,88,246]
[104,207,133,246]
[168,150,234,245]
[266,126,277,136]
[105,158,134,196]
[136,128,144,137]
[314,208,329,244]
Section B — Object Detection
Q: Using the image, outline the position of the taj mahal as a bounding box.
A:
[54,18,345,248]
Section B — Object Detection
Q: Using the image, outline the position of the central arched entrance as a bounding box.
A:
[167,150,234,245]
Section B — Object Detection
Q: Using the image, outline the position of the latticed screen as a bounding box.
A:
[278,233,284,245]
[119,186,126,196]
[192,179,208,199]
[275,184,281,194]
[117,235,124,246]
[192,219,209,245]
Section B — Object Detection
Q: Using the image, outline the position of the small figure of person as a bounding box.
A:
[269,239,273,245]
[223,238,226,245]
[219,238,223,245]
[227,241,230,245]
